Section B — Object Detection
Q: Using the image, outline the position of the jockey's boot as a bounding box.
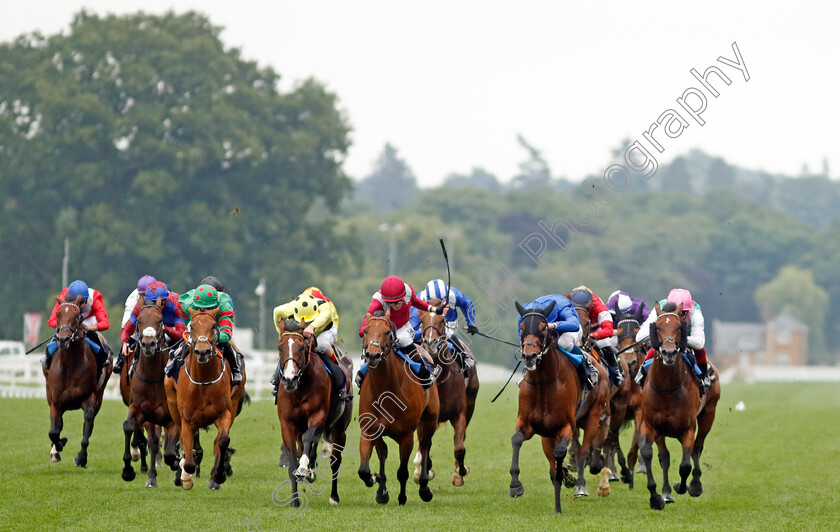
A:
[318,350,350,401]
[113,351,126,373]
[450,335,475,376]
[599,345,625,386]
[399,342,440,389]
[569,344,597,390]
[355,364,368,390]
[164,341,185,378]
[635,364,647,387]
[698,361,711,388]
[220,342,242,386]
[41,344,55,370]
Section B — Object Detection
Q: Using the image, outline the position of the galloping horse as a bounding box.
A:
[119,328,151,476]
[121,304,180,487]
[43,297,112,467]
[164,308,247,490]
[418,299,479,486]
[358,310,439,505]
[276,319,353,506]
[604,303,646,485]
[633,302,720,510]
[509,301,609,512]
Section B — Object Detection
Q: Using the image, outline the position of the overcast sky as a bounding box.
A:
[2,1,838,187]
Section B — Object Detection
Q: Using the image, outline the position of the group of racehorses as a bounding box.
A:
[41,293,719,512]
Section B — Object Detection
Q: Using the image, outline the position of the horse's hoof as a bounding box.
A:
[50,453,61,463]
[573,485,589,497]
[208,479,220,490]
[131,447,141,462]
[452,473,464,487]
[182,477,193,490]
[636,463,647,474]
[509,483,525,498]
[673,482,686,495]
[174,475,182,487]
[428,469,435,481]
[650,494,665,510]
[562,475,577,489]
[375,489,389,505]
[140,464,148,474]
[145,478,158,488]
[419,486,433,502]
[413,471,420,484]
[398,493,407,506]
[306,471,316,483]
[122,467,136,482]
[155,456,164,467]
[609,472,620,482]
[329,496,339,505]
[621,471,633,485]
[294,467,311,481]
[74,454,87,468]
[688,480,703,497]
[663,493,675,504]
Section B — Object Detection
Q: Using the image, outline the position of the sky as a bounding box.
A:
[2,1,838,187]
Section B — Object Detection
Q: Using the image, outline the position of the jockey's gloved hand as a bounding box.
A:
[467,325,479,335]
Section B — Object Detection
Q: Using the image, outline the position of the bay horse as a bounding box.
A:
[510,300,609,512]
[164,307,247,490]
[119,328,151,475]
[42,297,112,467]
[604,303,645,486]
[358,310,440,505]
[276,319,353,506]
[417,299,479,486]
[633,301,721,510]
[121,304,180,488]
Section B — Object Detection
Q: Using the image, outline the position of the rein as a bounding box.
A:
[184,355,226,386]
[278,331,312,376]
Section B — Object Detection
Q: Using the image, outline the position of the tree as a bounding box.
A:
[511,135,551,189]
[354,143,419,211]
[0,11,353,340]
[754,266,829,363]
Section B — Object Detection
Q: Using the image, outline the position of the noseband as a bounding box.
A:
[362,315,396,363]
[56,302,83,344]
[654,312,682,357]
[519,312,554,363]
[278,331,311,379]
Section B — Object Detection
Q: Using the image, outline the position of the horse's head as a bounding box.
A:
[185,307,220,364]
[574,305,592,349]
[614,301,644,367]
[516,300,555,371]
[362,310,395,369]
[136,305,165,357]
[54,296,84,350]
[650,301,687,366]
[420,298,448,358]
[277,319,312,391]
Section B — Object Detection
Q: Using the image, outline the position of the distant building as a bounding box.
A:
[712,310,809,370]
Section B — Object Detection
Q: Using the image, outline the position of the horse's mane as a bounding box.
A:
[373,310,385,318]
[662,302,678,313]
[284,319,301,332]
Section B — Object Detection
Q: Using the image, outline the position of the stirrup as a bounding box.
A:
[634,370,645,386]
[354,371,365,389]
[586,364,599,389]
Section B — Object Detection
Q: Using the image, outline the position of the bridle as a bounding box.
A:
[519,312,555,366]
[137,305,165,357]
[278,331,312,382]
[55,302,83,347]
[362,315,396,367]
[653,311,683,360]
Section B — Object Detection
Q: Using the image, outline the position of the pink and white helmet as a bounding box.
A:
[667,288,694,313]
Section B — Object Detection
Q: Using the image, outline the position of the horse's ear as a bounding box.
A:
[649,322,660,351]
[188,307,199,318]
[676,302,684,315]
[209,307,220,318]
[277,319,286,334]
[654,301,661,314]
[515,301,526,316]
[542,300,556,317]
[679,322,688,352]
[633,304,644,322]
[55,296,62,305]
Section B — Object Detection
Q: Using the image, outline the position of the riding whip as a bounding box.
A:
[26,335,55,354]
[438,238,451,312]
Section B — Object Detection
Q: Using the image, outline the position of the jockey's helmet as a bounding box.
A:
[569,289,593,308]
[137,275,156,293]
[193,284,220,309]
[200,276,225,292]
[380,276,407,303]
[667,288,694,314]
[67,280,89,300]
[293,293,319,324]
[145,281,170,303]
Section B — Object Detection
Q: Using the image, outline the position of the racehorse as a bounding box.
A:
[42,296,112,467]
[276,319,353,506]
[418,299,479,486]
[509,301,610,512]
[164,307,247,490]
[121,304,180,487]
[358,310,439,505]
[633,301,721,510]
[119,329,151,476]
[604,303,645,486]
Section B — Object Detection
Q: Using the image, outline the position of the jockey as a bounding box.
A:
[271,287,349,401]
[568,286,624,386]
[116,281,186,374]
[356,275,447,390]
[517,294,598,389]
[635,288,710,388]
[166,282,242,386]
[412,279,478,375]
[43,280,111,371]
[121,275,156,327]
[607,289,651,323]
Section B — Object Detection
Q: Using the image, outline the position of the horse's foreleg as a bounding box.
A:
[122,408,140,481]
[357,427,375,488]
[451,412,468,486]
[163,420,180,471]
[416,414,436,503]
[673,428,695,496]
[74,396,97,468]
[180,420,196,476]
[374,440,389,504]
[639,426,664,510]
[396,434,414,506]
[295,422,324,483]
[132,427,149,473]
[509,425,530,498]
[48,404,67,462]
[326,428,347,505]
[210,410,233,488]
[145,422,160,488]
[689,398,718,497]
[656,435,673,503]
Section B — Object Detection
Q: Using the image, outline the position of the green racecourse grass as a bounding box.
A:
[1,382,838,531]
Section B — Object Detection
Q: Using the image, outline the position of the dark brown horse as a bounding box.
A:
[164,308,247,490]
[276,319,353,506]
[633,302,721,510]
[119,327,151,476]
[121,304,180,487]
[358,311,439,505]
[417,299,479,486]
[43,297,112,467]
[604,303,645,486]
[510,300,609,512]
